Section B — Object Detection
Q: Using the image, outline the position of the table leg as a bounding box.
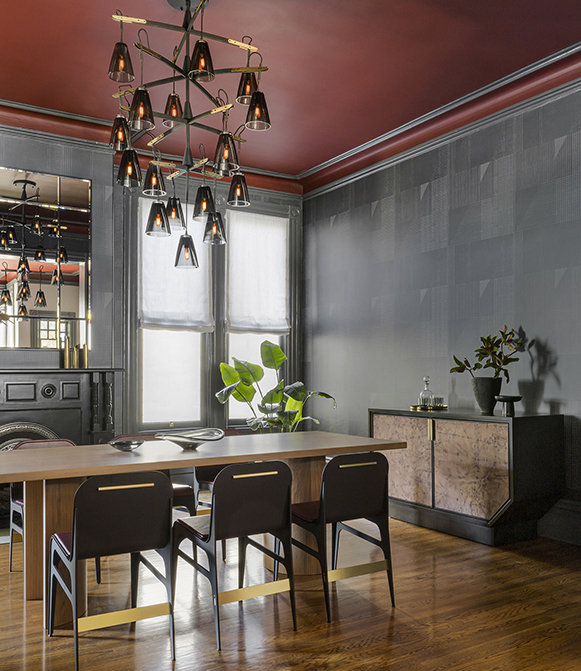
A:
[23,480,44,600]
[44,478,87,629]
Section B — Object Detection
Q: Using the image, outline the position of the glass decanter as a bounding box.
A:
[418,376,435,407]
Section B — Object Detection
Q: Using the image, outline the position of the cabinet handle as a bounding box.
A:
[428,418,436,441]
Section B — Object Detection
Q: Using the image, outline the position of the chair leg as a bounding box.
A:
[331,522,340,570]
[279,531,297,631]
[47,543,58,637]
[375,516,395,607]
[238,536,249,589]
[9,526,14,572]
[207,544,221,650]
[71,560,80,671]
[95,557,101,584]
[316,525,331,623]
[273,537,281,580]
[130,552,140,609]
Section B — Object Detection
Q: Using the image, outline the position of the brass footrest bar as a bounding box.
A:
[77,602,171,633]
[218,579,290,606]
[327,560,388,583]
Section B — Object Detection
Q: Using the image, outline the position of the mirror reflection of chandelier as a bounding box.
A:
[107,0,271,268]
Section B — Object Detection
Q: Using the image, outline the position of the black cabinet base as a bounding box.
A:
[389,498,538,546]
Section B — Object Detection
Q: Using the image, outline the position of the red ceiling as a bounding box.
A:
[1,0,581,182]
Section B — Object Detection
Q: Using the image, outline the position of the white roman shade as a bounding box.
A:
[225,210,290,334]
[138,198,214,331]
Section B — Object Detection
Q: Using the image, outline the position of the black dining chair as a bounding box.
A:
[9,438,76,571]
[172,460,297,650]
[276,451,395,622]
[47,470,175,671]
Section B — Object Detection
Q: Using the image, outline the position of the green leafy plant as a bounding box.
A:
[450,326,523,383]
[216,340,337,432]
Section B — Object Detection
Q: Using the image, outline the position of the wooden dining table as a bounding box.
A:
[0,430,405,625]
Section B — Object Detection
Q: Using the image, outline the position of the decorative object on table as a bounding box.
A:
[418,375,434,406]
[82,343,89,369]
[450,326,523,415]
[155,427,225,450]
[216,340,337,432]
[72,346,79,369]
[109,439,144,451]
[516,327,560,415]
[495,395,522,417]
[63,335,70,369]
[410,376,447,411]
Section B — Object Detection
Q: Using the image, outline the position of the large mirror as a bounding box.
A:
[0,167,90,350]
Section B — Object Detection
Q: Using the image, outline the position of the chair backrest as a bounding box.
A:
[321,451,389,523]
[14,438,76,450]
[211,460,292,541]
[72,471,173,560]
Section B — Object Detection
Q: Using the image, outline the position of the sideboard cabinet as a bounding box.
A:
[370,409,564,545]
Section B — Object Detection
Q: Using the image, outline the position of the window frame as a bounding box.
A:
[124,182,302,434]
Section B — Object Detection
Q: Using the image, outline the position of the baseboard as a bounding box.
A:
[537,499,581,546]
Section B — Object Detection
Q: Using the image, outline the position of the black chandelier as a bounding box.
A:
[108,0,270,268]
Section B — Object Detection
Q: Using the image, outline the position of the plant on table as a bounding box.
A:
[450,325,523,383]
[216,340,336,432]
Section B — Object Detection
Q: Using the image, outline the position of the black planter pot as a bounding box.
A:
[471,377,502,415]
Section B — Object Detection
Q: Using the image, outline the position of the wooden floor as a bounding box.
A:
[3,518,581,671]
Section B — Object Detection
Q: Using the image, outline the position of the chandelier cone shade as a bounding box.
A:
[48,221,60,237]
[213,132,240,176]
[163,92,184,128]
[203,211,227,245]
[0,231,8,250]
[128,87,155,131]
[51,267,63,286]
[236,71,258,105]
[17,303,27,317]
[145,201,171,237]
[189,39,214,82]
[32,216,42,235]
[193,185,216,220]
[227,172,250,207]
[18,254,30,275]
[58,247,68,264]
[167,196,185,227]
[1,287,11,306]
[108,41,135,82]
[117,149,143,187]
[245,90,271,131]
[18,280,30,301]
[174,234,199,268]
[109,115,130,152]
[34,289,47,308]
[6,226,17,245]
[35,246,46,262]
[143,163,167,197]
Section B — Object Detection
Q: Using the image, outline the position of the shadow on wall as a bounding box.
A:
[516,327,562,415]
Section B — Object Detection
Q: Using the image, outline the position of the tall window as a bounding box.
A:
[225,211,289,421]
[137,198,292,430]
[138,200,212,425]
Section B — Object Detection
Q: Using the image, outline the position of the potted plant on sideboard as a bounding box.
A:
[450,326,523,415]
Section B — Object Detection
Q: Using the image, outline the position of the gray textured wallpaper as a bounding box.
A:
[303,83,581,498]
